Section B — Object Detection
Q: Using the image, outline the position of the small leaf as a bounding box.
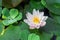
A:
[2,8,10,19]
[28,33,40,40]
[9,9,18,19]
[2,19,17,26]
[15,13,22,21]
[2,13,22,26]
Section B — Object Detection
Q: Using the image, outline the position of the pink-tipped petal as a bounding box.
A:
[29,24,36,29]
[29,26,35,29]
[24,19,36,29]
[36,26,40,29]
[40,22,46,27]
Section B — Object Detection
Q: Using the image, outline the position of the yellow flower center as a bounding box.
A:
[33,16,40,24]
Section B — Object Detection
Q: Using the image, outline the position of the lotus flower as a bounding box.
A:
[24,9,48,29]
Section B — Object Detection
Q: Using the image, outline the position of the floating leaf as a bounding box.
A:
[0,25,21,40]
[18,22,30,40]
[40,32,53,40]
[2,12,22,26]
[53,16,60,24]
[50,13,60,24]
[28,33,40,40]
[20,30,30,40]
[18,22,29,30]
[30,1,44,10]
[2,8,10,19]
[41,0,60,15]
[24,1,44,12]
[0,22,30,40]
[42,18,60,36]
[9,9,18,19]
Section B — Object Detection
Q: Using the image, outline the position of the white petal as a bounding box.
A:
[42,16,48,21]
[29,23,36,29]
[26,12,32,18]
[33,9,38,16]
[26,12,33,21]
[33,9,36,14]
[39,12,44,16]
[24,19,31,25]
[24,19,36,29]
[39,12,44,19]
[35,23,41,29]
[33,9,40,17]
[40,21,46,27]
[37,10,40,14]
[36,10,40,15]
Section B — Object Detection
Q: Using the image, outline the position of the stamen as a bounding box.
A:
[33,16,40,24]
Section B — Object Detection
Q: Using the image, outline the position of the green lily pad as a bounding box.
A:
[0,22,30,40]
[28,33,40,40]
[40,32,53,40]
[24,0,44,12]
[41,0,60,15]
[41,18,60,36]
